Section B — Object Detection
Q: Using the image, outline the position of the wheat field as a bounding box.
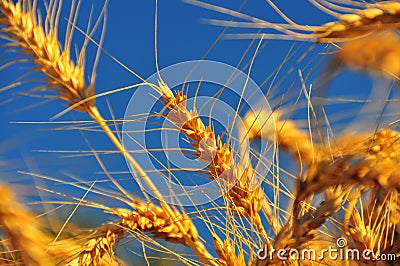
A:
[0,0,400,265]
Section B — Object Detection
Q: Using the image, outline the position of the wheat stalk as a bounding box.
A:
[0,1,216,264]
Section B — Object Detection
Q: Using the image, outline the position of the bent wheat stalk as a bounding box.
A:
[0,1,215,264]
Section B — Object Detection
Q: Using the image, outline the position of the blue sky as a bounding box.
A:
[0,0,329,188]
[0,0,391,264]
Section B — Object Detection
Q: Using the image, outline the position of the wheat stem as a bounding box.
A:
[0,1,215,263]
[87,106,215,265]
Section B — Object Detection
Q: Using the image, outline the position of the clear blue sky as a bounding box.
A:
[0,0,386,264]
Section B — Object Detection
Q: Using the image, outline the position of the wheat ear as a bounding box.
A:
[66,224,124,266]
[336,30,400,80]
[257,187,348,266]
[298,129,400,202]
[0,0,94,111]
[68,199,208,265]
[260,0,400,42]
[0,185,52,266]
[158,81,268,242]
[348,191,400,260]
[212,234,246,266]
[284,187,345,248]
[315,2,400,42]
[185,0,400,42]
[244,110,314,166]
[113,199,207,254]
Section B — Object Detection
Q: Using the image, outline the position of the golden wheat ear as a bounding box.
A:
[0,185,53,265]
[314,1,400,42]
[66,200,212,265]
[158,81,270,241]
[336,30,400,80]
[65,225,121,266]
[0,0,98,112]
[186,0,400,43]
[348,189,400,261]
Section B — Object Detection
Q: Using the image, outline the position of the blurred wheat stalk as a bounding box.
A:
[0,0,400,265]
